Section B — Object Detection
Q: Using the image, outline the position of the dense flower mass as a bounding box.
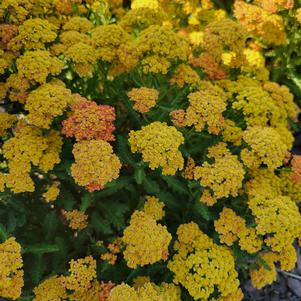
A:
[71,140,122,191]
[25,83,73,128]
[127,87,159,113]
[0,237,24,300]
[129,122,184,175]
[122,210,171,268]
[108,282,181,301]
[62,99,116,141]
[168,222,242,300]
[194,143,245,204]
[16,50,63,84]
[1,0,301,300]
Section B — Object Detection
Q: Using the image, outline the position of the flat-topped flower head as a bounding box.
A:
[128,121,184,175]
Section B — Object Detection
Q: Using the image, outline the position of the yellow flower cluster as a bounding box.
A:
[222,119,243,146]
[71,140,122,192]
[249,195,301,252]
[42,182,60,202]
[0,0,33,24]
[16,50,63,84]
[119,7,165,32]
[129,122,184,175]
[108,282,181,301]
[8,18,57,50]
[170,64,201,88]
[121,25,189,74]
[63,209,88,230]
[243,126,289,170]
[61,256,97,293]
[168,222,242,301]
[33,256,98,301]
[2,123,62,193]
[194,143,245,205]
[127,87,159,113]
[234,0,286,45]
[0,112,17,136]
[184,81,227,134]
[250,252,277,289]
[25,83,73,128]
[279,171,301,202]
[92,24,130,62]
[203,19,247,69]
[33,276,68,301]
[0,237,24,300]
[64,42,97,77]
[142,195,165,221]
[122,210,171,268]
[63,16,93,33]
[214,208,262,253]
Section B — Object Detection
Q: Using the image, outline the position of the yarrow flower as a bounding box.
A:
[122,210,172,268]
[243,126,289,170]
[108,282,181,301]
[127,87,159,113]
[8,18,57,50]
[92,24,130,62]
[62,209,88,230]
[64,42,97,77]
[62,99,116,141]
[0,237,24,300]
[3,122,62,193]
[25,83,73,129]
[142,195,165,221]
[214,208,262,253]
[0,112,17,136]
[128,121,184,175]
[42,182,60,202]
[234,0,286,45]
[60,256,97,293]
[71,140,122,191]
[183,81,227,134]
[194,143,245,204]
[168,222,242,300]
[248,195,301,252]
[16,50,63,84]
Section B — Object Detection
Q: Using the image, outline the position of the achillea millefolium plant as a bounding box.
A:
[1,0,301,300]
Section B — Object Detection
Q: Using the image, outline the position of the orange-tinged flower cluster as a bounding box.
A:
[129,122,184,175]
[62,99,116,141]
[170,64,201,88]
[168,222,242,301]
[71,140,121,191]
[122,210,171,268]
[234,0,286,45]
[63,209,88,230]
[194,143,245,205]
[127,87,159,113]
[0,237,24,300]
[25,83,73,129]
[291,155,301,183]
